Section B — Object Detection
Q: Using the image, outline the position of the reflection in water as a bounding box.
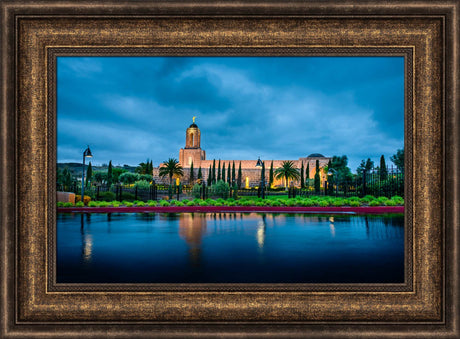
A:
[179,213,207,266]
[80,215,93,263]
[58,212,404,283]
[256,215,267,249]
[329,216,335,238]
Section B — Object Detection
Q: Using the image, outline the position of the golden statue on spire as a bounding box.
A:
[192,116,196,123]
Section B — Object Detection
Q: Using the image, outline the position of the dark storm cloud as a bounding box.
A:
[57,56,404,171]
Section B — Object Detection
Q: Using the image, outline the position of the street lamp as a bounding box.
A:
[81,146,92,203]
[255,157,265,199]
[328,168,338,197]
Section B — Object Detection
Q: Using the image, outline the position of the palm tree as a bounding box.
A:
[159,158,184,186]
[274,161,300,189]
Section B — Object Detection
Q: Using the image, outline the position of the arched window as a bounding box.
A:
[190,133,194,146]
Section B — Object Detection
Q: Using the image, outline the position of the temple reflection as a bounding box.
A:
[178,213,207,266]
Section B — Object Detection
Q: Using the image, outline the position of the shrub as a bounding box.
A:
[159,200,170,207]
[214,202,223,206]
[384,199,397,206]
[88,201,98,207]
[301,199,315,207]
[134,180,151,189]
[175,201,185,206]
[111,201,121,207]
[332,199,345,207]
[199,201,208,206]
[63,202,74,207]
[211,180,230,199]
[136,201,146,207]
[169,199,178,206]
[181,199,190,205]
[369,200,381,206]
[125,202,134,207]
[57,202,65,207]
[391,196,404,205]
[75,201,84,207]
[186,201,195,206]
[360,195,376,203]
[98,201,109,207]
[75,195,91,205]
[349,200,361,207]
[377,196,389,203]
[318,200,329,207]
[147,200,157,207]
[192,184,202,199]
[97,191,116,202]
[226,202,236,206]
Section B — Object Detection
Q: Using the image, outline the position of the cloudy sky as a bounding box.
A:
[57,56,404,172]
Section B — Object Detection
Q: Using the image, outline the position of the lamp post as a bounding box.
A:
[255,157,265,199]
[328,168,338,197]
[81,146,92,203]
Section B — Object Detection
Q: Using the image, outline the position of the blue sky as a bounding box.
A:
[57,56,404,172]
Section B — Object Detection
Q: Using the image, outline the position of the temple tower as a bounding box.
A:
[179,117,206,167]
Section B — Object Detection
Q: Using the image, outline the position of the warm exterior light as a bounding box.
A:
[83,146,92,158]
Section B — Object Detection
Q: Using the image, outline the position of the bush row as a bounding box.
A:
[57,196,404,208]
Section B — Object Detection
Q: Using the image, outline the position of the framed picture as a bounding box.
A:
[1,1,458,338]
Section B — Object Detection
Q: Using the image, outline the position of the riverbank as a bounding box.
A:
[57,206,404,214]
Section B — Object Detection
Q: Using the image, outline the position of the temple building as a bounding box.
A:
[153,118,331,188]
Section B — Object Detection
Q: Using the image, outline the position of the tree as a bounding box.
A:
[189,161,195,184]
[260,161,266,187]
[379,155,388,180]
[207,165,212,186]
[112,168,127,184]
[269,160,274,188]
[159,158,184,186]
[390,148,404,173]
[222,162,226,182]
[305,162,310,190]
[314,160,321,193]
[61,167,73,187]
[232,161,236,183]
[107,160,113,186]
[85,162,93,186]
[300,162,305,189]
[217,160,221,181]
[118,172,137,184]
[329,155,353,190]
[197,166,202,181]
[212,159,216,184]
[227,162,231,183]
[274,160,300,189]
[357,158,374,175]
[135,159,151,174]
[237,162,242,189]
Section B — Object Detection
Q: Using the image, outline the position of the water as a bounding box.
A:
[56,212,404,283]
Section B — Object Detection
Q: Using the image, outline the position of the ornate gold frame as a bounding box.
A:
[1,1,458,338]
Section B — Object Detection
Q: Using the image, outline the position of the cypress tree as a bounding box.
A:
[149,160,153,174]
[379,155,388,181]
[222,162,226,182]
[300,162,305,189]
[305,162,310,190]
[85,161,93,186]
[189,161,194,184]
[237,162,242,189]
[227,162,231,183]
[197,166,202,180]
[212,159,216,184]
[107,160,113,186]
[314,159,320,194]
[269,160,274,188]
[207,165,212,186]
[232,161,236,183]
[217,160,221,181]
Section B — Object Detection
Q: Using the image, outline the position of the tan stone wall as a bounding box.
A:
[154,157,330,187]
[57,192,76,203]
